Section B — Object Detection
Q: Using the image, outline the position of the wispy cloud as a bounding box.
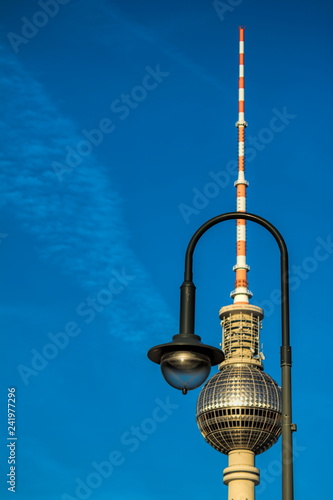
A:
[0,44,176,342]
[85,0,225,91]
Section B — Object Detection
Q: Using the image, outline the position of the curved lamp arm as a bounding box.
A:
[182,212,290,347]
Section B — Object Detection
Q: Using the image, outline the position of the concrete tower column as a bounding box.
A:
[223,450,259,500]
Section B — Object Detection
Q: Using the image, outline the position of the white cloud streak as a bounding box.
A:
[0,44,177,342]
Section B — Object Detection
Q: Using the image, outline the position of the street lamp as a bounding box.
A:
[147,280,224,394]
[147,211,294,500]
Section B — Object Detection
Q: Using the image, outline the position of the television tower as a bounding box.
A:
[196,27,282,500]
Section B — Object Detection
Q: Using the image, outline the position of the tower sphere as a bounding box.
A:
[196,364,282,455]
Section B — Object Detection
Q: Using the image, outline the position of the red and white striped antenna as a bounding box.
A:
[231,26,252,304]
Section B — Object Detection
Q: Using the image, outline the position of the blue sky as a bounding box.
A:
[0,0,332,499]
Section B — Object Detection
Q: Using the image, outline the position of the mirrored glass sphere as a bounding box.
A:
[160,351,211,393]
[196,364,282,454]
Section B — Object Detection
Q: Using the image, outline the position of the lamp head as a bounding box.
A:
[147,333,224,394]
[160,350,211,394]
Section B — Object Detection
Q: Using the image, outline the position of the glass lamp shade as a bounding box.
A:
[160,350,211,394]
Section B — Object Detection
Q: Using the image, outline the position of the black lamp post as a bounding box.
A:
[148,211,294,500]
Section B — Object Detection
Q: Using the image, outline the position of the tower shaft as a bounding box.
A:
[219,303,263,367]
[223,450,259,500]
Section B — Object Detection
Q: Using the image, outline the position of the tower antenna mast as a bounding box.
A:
[232,26,252,304]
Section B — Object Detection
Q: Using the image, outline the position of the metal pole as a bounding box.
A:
[179,280,196,334]
[183,212,294,500]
